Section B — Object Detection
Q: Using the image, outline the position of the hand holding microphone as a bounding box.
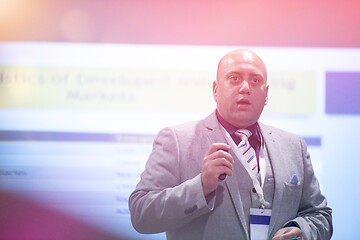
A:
[201,143,233,196]
[218,149,229,180]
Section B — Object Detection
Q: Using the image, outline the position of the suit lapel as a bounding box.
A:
[205,112,249,240]
[259,123,287,237]
[204,117,292,238]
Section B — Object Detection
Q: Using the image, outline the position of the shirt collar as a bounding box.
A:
[215,109,261,142]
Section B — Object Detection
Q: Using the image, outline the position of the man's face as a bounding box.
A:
[213,50,269,129]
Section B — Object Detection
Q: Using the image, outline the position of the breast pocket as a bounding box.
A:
[283,181,302,209]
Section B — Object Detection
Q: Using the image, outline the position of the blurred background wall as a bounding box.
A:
[1,0,360,239]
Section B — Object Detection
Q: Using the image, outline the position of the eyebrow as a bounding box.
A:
[226,72,264,78]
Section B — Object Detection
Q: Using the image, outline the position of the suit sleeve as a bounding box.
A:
[287,137,333,240]
[128,127,212,234]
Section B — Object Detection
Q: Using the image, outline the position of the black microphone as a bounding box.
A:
[219,173,226,180]
[218,149,228,180]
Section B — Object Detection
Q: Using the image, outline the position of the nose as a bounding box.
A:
[238,80,250,94]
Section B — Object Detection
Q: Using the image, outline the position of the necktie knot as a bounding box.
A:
[234,129,258,173]
[234,129,252,141]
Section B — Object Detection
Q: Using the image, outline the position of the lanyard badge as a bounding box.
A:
[250,208,272,240]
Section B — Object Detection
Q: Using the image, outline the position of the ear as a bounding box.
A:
[264,85,269,105]
[213,81,218,102]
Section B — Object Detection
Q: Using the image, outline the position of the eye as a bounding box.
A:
[228,75,240,82]
[251,77,260,85]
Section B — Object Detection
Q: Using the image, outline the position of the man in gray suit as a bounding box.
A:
[129,49,332,240]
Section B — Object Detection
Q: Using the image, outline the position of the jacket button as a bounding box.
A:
[252,187,256,193]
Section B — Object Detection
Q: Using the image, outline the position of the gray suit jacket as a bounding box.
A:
[129,111,332,240]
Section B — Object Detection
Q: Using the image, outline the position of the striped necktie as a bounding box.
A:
[234,129,258,173]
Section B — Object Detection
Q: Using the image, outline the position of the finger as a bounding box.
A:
[216,166,233,178]
[202,156,233,174]
[276,227,302,240]
[281,236,301,240]
[217,166,232,179]
[208,150,233,164]
[206,143,231,155]
[202,156,233,177]
[212,157,233,170]
[272,228,289,240]
[214,159,233,179]
[281,232,302,240]
[216,153,234,180]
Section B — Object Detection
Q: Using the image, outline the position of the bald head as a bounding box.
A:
[213,49,269,128]
[217,49,267,83]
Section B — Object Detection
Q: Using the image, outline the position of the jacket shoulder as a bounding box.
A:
[161,111,217,137]
[259,122,304,143]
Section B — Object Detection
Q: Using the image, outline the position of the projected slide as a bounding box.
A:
[1,43,360,239]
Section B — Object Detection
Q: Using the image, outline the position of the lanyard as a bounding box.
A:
[222,126,266,209]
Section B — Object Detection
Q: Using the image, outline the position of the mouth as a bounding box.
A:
[237,99,251,105]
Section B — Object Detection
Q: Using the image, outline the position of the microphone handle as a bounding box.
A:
[218,148,229,180]
[218,173,226,180]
